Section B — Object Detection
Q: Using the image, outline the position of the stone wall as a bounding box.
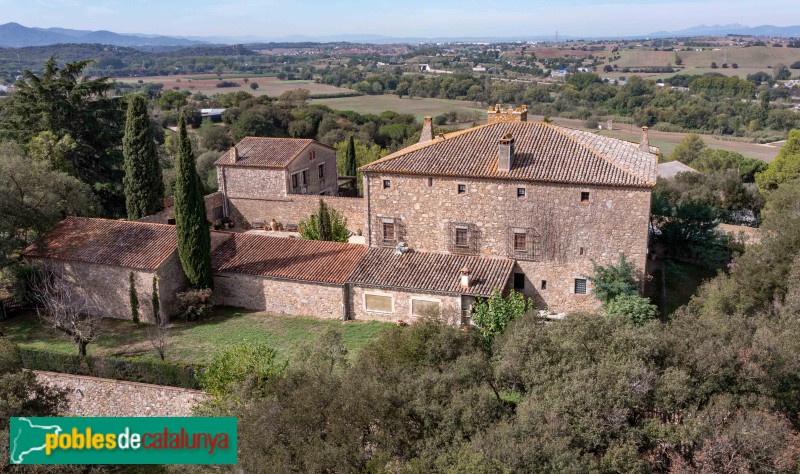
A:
[214,272,345,319]
[365,173,651,313]
[219,166,287,200]
[349,285,462,324]
[227,195,366,234]
[28,257,183,322]
[35,371,206,417]
[284,143,339,196]
[138,192,225,224]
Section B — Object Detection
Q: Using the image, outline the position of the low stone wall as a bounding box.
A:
[35,371,207,417]
[227,195,365,234]
[139,192,224,225]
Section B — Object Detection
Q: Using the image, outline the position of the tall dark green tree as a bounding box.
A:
[123,95,164,219]
[318,199,333,241]
[0,57,124,216]
[174,114,213,289]
[345,135,358,192]
[129,272,140,325]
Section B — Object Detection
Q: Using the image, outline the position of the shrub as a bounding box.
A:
[472,289,530,346]
[605,295,658,324]
[198,342,286,397]
[18,348,202,389]
[9,263,41,307]
[175,288,214,321]
[589,254,638,304]
[0,338,22,376]
[216,80,240,88]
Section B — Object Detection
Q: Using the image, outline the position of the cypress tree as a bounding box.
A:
[151,275,161,324]
[174,114,214,289]
[129,272,140,325]
[123,95,164,220]
[345,135,358,193]
[318,199,332,241]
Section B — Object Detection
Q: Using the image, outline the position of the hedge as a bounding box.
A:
[19,348,203,390]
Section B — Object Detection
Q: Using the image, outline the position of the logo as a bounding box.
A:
[10,417,237,465]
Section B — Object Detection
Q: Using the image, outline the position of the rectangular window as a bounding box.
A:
[517,187,526,197]
[411,298,441,317]
[309,150,316,160]
[514,233,527,252]
[541,280,547,290]
[457,184,466,194]
[427,177,433,187]
[455,227,469,247]
[318,164,325,179]
[580,191,590,202]
[291,173,299,188]
[365,294,393,313]
[574,278,587,294]
[579,246,585,256]
[383,179,391,189]
[382,222,396,242]
[302,169,309,186]
[513,273,525,290]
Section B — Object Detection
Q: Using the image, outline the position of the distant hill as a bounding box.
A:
[0,22,205,48]
[648,24,800,38]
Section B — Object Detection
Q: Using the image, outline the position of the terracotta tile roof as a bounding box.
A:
[22,217,178,271]
[348,248,514,297]
[361,121,658,188]
[215,137,329,168]
[657,160,698,180]
[211,233,367,285]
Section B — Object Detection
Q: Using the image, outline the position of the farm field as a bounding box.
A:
[0,308,394,365]
[117,74,355,97]
[312,94,486,121]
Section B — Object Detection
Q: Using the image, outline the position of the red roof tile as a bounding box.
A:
[22,217,178,271]
[211,233,367,285]
[360,121,658,187]
[348,248,514,297]
[215,137,331,168]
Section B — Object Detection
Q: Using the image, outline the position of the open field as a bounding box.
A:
[117,74,355,97]
[0,309,393,365]
[312,94,486,121]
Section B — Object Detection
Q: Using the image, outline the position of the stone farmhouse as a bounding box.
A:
[23,106,658,324]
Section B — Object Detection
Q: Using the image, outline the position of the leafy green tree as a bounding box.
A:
[671,133,706,164]
[123,95,164,220]
[129,272,140,326]
[299,200,349,242]
[0,142,94,268]
[472,289,529,346]
[174,114,213,289]
[651,195,730,268]
[27,130,76,174]
[692,148,768,182]
[0,57,124,216]
[604,295,658,324]
[588,254,638,304]
[335,138,387,196]
[198,342,287,399]
[756,129,800,192]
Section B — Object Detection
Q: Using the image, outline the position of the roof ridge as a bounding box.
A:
[65,216,177,229]
[542,123,651,186]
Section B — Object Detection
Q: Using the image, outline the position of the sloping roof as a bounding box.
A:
[215,137,328,168]
[211,233,367,285]
[657,160,699,180]
[22,217,178,271]
[360,121,658,188]
[348,248,514,297]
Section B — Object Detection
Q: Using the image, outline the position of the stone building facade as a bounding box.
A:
[361,116,657,313]
[226,194,365,234]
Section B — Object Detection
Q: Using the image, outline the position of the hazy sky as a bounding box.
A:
[0,0,795,38]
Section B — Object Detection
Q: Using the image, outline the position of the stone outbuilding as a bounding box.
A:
[21,217,186,322]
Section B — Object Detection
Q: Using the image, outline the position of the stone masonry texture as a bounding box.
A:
[365,173,651,313]
[227,195,365,234]
[35,371,206,417]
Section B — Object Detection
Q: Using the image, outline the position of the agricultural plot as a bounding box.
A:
[117,74,355,97]
[311,94,486,121]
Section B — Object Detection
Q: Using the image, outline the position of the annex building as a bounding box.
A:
[24,106,658,324]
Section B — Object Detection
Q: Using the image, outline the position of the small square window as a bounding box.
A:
[383,222,396,242]
[580,191,590,202]
[383,179,391,189]
[517,187,526,197]
[574,278,587,295]
[541,280,547,290]
[427,177,433,187]
[514,233,527,251]
[513,273,525,290]
[457,184,466,194]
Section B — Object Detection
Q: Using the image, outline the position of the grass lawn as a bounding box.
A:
[0,308,393,366]
[312,94,486,122]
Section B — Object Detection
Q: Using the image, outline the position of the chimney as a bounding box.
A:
[460,267,471,291]
[419,116,434,144]
[487,104,528,124]
[498,132,515,172]
[639,127,649,152]
[231,145,239,162]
